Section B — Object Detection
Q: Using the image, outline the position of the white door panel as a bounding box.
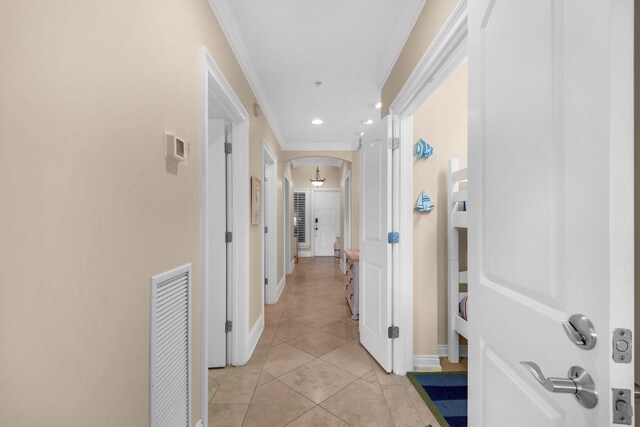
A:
[207,119,227,368]
[468,0,634,425]
[314,190,340,256]
[359,117,393,372]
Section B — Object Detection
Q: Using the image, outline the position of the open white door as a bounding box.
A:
[468,1,634,425]
[359,116,394,372]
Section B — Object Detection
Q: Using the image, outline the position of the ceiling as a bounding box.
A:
[290,156,343,169]
[211,0,425,151]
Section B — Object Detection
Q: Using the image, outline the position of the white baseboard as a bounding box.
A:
[246,313,264,364]
[288,258,295,274]
[298,250,312,257]
[413,354,442,370]
[194,419,203,427]
[276,275,285,301]
[437,344,468,358]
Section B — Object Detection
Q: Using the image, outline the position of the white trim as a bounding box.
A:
[389,0,468,116]
[277,275,286,301]
[200,47,250,427]
[437,344,468,358]
[246,313,265,362]
[374,0,429,89]
[288,258,295,274]
[283,173,292,281]
[388,0,468,376]
[206,0,286,150]
[262,140,278,305]
[342,170,352,273]
[195,420,203,427]
[412,355,442,370]
[298,250,313,258]
[281,141,358,152]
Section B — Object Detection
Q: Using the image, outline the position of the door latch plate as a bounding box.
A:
[613,388,632,424]
[613,328,632,364]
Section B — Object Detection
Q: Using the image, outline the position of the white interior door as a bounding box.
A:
[359,117,393,372]
[468,1,634,425]
[207,119,228,368]
[313,190,340,256]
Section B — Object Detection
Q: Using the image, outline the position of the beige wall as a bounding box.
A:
[381,0,458,115]
[292,165,342,190]
[0,1,280,425]
[412,62,468,356]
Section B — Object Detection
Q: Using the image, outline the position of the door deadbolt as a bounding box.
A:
[562,314,597,350]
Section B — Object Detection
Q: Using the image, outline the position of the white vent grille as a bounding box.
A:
[150,264,192,427]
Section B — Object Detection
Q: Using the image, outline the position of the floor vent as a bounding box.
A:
[150,264,192,427]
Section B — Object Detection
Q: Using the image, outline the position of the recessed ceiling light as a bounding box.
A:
[355,132,364,136]
[367,101,382,109]
[311,119,323,125]
[375,102,382,109]
[360,132,365,136]
[361,119,373,125]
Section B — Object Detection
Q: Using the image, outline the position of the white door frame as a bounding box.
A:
[262,140,278,304]
[284,173,294,275]
[311,188,340,257]
[199,47,250,427]
[342,170,352,272]
[388,0,468,374]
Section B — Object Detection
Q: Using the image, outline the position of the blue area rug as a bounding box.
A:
[407,371,467,427]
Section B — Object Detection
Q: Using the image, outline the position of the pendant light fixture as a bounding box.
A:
[310,164,325,187]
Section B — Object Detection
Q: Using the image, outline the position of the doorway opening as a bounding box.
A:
[262,141,278,305]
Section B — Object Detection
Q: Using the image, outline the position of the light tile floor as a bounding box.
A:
[208,257,466,426]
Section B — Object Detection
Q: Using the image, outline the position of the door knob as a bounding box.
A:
[562,314,597,350]
[520,361,598,409]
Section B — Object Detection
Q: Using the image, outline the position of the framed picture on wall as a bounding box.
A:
[251,176,261,225]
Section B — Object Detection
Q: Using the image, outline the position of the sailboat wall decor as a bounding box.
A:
[415,190,434,212]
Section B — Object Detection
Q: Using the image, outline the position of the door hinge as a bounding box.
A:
[613,328,632,363]
[225,231,232,243]
[224,142,232,155]
[225,320,232,333]
[264,278,268,285]
[388,137,400,150]
[388,326,399,339]
[387,232,399,244]
[265,226,268,234]
[613,388,633,424]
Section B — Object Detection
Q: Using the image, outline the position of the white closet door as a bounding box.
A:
[468,0,634,425]
[359,116,393,372]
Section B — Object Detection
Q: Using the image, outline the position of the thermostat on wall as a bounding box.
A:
[165,132,189,163]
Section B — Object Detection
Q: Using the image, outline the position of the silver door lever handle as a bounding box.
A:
[520,361,598,409]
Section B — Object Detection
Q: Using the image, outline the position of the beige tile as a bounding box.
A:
[295,311,341,328]
[319,303,352,319]
[319,318,359,340]
[208,403,249,427]
[271,338,284,346]
[266,310,283,327]
[245,343,270,368]
[381,385,425,427]
[286,406,349,427]
[278,358,358,404]
[360,370,379,385]
[405,384,441,426]
[263,343,316,377]
[209,367,229,385]
[440,356,468,372]
[274,319,316,342]
[211,367,261,404]
[321,342,372,377]
[287,331,349,357]
[257,371,275,387]
[321,378,394,427]
[258,326,277,347]
[209,385,218,403]
[243,380,315,427]
[371,358,412,386]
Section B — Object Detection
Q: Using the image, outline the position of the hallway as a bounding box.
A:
[207,257,441,426]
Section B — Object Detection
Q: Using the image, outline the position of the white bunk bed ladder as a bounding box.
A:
[448,158,468,364]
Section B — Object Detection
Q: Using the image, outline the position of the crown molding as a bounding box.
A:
[389,0,468,116]
[374,0,428,90]
[207,0,287,150]
[280,141,358,152]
